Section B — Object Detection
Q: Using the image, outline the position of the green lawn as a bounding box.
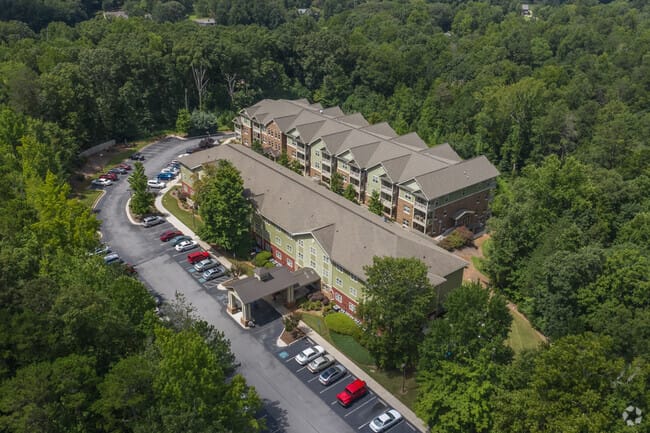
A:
[507,310,545,353]
[300,312,419,409]
[162,187,204,232]
[75,188,103,209]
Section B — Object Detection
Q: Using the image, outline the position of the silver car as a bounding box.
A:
[194,258,221,272]
[369,409,403,432]
[318,364,346,386]
[307,354,335,373]
[295,345,325,365]
[202,266,225,280]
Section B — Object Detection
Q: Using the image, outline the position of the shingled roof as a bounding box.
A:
[181,143,467,283]
[238,99,499,192]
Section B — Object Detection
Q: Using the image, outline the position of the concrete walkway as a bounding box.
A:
[155,178,428,433]
[297,321,429,433]
[152,179,233,269]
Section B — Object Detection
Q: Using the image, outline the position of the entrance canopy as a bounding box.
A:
[225,267,320,304]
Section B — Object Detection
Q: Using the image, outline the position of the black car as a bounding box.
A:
[130,152,145,161]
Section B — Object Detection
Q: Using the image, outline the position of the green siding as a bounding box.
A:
[365,166,386,197]
[310,140,325,170]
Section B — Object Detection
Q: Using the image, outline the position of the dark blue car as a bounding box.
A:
[157,172,174,180]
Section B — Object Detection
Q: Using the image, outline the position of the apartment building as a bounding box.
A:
[178,143,467,316]
[234,99,499,237]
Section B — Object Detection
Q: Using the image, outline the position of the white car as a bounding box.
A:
[194,258,221,272]
[295,345,325,365]
[174,240,197,252]
[147,179,166,189]
[369,409,403,432]
[307,354,335,373]
[92,178,112,186]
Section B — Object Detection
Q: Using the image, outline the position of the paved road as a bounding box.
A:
[94,136,356,433]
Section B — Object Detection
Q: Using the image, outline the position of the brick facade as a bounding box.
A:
[432,190,491,235]
[395,196,414,229]
[331,287,358,316]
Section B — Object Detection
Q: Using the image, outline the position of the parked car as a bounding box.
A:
[157,172,174,181]
[160,230,183,242]
[318,364,347,386]
[295,345,325,365]
[194,258,221,272]
[100,172,118,181]
[118,163,132,170]
[369,410,403,433]
[109,167,127,174]
[142,216,164,227]
[91,244,111,256]
[307,354,335,373]
[161,166,179,175]
[187,251,210,264]
[175,240,198,252]
[336,379,367,407]
[130,152,145,161]
[92,178,112,187]
[171,235,192,246]
[147,179,166,189]
[202,266,226,280]
[103,253,122,265]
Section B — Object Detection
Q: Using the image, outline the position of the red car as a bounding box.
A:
[336,379,367,407]
[118,163,132,170]
[187,251,210,264]
[100,172,118,181]
[160,230,183,242]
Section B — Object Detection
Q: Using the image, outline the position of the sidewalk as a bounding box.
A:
[152,180,233,269]
[297,321,429,433]
[154,181,428,433]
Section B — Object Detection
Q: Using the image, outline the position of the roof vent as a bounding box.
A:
[255,268,272,281]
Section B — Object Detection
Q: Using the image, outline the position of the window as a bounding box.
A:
[349,303,356,313]
[350,287,357,297]
[335,293,343,303]
[335,277,342,287]
[372,175,378,183]
[310,259,316,268]
[322,269,329,278]
[310,246,316,255]
[402,219,409,228]
[403,205,411,215]
[335,264,343,272]
[274,236,281,246]
[299,239,304,247]
[315,150,320,156]
[404,192,412,201]
[287,258,293,268]
[275,250,282,260]
[323,255,330,263]
[287,245,293,253]
[350,274,358,282]
[298,252,304,260]
[315,161,320,169]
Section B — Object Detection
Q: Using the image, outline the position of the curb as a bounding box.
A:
[297,321,428,433]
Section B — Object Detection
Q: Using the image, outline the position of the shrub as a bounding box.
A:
[439,226,474,251]
[325,313,362,339]
[322,304,334,316]
[252,251,272,267]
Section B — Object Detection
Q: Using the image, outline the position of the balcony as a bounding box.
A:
[322,153,331,161]
[413,214,426,223]
[414,200,428,212]
[297,152,305,160]
[381,185,393,195]
[350,168,361,179]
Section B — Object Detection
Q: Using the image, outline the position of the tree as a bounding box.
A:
[330,172,344,195]
[416,283,513,433]
[368,190,383,215]
[343,184,357,204]
[152,1,186,23]
[128,161,153,216]
[358,256,434,370]
[175,108,191,135]
[197,159,252,255]
[251,139,263,154]
[493,334,649,433]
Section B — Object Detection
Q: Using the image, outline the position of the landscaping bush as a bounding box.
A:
[439,226,475,251]
[252,251,272,267]
[322,304,334,315]
[325,312,362,339]
[308,292,329,305]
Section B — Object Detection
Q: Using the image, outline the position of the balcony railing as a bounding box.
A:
[321,164,330,173]
[413,214,426,223]
[381,198,393,207]
[381,185,393,195]
[350,168,361,179]
[414,201,428,212]
[297,152,305,160]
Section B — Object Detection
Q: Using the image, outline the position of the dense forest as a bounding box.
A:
[1,0,649,432]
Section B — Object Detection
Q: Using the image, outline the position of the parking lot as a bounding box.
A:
[274,337,419,433]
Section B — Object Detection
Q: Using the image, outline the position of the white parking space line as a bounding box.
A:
[295,365,308,373]
[171,251,188,258]
[405,422,417,431]
[344,396,377,418]
[285,357,297,364]
[307,375,321,383]
[357,421,370,430]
